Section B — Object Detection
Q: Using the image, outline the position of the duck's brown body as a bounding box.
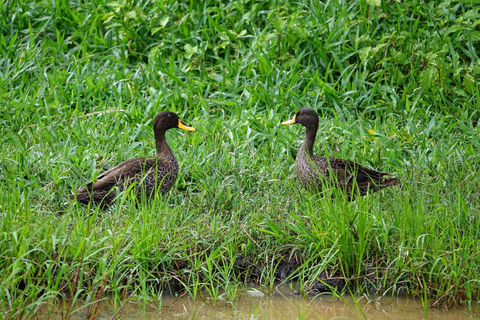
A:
[283,108,399,200]
[71,111,195,206]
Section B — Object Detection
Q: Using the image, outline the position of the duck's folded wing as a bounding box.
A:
[77,157,150,193]
[328,157,388,185]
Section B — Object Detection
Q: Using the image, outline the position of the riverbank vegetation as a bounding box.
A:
[1,0,479,317]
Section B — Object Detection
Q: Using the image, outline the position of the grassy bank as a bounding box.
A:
[1,0,479,317]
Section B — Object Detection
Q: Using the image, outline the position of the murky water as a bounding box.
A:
[42,285,480,319]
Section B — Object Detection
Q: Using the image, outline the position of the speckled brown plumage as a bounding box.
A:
[282,108,399,200]
[71,111,196,206]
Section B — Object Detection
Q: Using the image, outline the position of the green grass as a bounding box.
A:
[1,0,480,317]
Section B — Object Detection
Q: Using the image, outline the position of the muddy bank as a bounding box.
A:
[234,255,346,295]
[153,254,362,297]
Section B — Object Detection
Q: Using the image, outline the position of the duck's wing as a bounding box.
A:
[77,157,153,193]
[327,157,393,186]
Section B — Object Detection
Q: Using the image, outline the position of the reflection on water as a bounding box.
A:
[43,285,480,319]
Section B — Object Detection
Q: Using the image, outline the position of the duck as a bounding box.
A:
[71,111,196,206]
[282,108,399,199]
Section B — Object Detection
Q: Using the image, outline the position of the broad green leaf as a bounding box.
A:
[420,67,437,90]
[184,44,199,58]
[264,33,277,42]
[151,27,162,34]
[125,10,137,20]
[214,41,230,51]
[394,51,407,65]
[464,9,480,19]
[184,44,194,55]
[463,73,476,94]
[273,16,285,33]
[125,7,146,21]
[358,44,385,62]
[447,24,463,35]
[159,16,170,27]
[219,32,230,42]
[358,46,372,62]
[286,34,298,46]
[152,17,170,34]
[367,0,381,7]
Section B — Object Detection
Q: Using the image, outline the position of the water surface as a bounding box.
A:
[44,285,480,319]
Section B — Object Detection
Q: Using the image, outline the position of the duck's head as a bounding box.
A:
[154,111,196,133]
[281,108,319,129]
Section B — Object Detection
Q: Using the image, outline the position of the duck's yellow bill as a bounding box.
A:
[281,115,296,125]
[178,119,196,132]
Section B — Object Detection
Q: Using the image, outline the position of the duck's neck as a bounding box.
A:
[299,125,317,156]
[154,131,172,156]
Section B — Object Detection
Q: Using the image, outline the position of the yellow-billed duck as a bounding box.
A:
[282,108,399,199]
[71,111,196,206]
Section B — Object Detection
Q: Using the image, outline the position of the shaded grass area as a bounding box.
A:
[1,0,480,317]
